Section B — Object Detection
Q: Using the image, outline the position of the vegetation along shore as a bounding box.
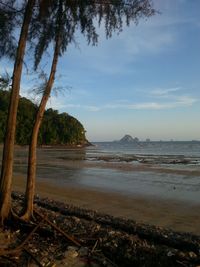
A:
[0,90,89,146]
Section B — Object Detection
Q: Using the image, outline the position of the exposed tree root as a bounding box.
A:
[0,217,44,256]
[19,210,35,222]
[2,193,199,267]
[34,208,81,247]
[0,206,81,266]
[23,247,43,267]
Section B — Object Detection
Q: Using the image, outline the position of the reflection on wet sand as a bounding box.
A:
[1,146,200,234]
[12,174,200,235]
[8,146,200,204]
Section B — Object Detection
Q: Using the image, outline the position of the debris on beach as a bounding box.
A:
[0,192,200,267]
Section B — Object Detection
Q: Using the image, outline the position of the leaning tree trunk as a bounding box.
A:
[21,37,61,221]
[0,0,35,224]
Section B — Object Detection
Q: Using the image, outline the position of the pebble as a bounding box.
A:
[188,251,197,258]
[64,249,79,259]
[167,251,174,257]
[78,247,89,256]
[9,192,200,267]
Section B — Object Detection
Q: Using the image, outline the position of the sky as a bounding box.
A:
[1,0,200,142]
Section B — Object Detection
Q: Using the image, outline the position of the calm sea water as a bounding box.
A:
[1,142,200,204]
[86,141,200,167]
[90,141,200,157]
[82,141,200,203]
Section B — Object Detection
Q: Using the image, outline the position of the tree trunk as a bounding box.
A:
[0,0,35,224]
[21,37,61,221]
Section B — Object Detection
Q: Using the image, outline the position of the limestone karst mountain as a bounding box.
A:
[119,135,139,143]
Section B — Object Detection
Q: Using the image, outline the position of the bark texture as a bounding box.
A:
[22,37,61,220]
[0,0,35,224]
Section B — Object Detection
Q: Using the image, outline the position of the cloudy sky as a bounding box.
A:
[1,0,200,141]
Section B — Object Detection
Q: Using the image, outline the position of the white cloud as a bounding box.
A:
[45,80,198,112]
[150,87,181,97]
[20,81,198,113]
[46,96,68,110]
[176,95,197,106]
[46,97,101,112]
[65,104,100,112]
[104,95,197,110]
[52,94,197,112]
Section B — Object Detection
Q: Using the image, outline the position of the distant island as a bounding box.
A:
[114,136,200,143]
[117,134,139,143]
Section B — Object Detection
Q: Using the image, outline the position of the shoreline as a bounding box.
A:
[13,174,200,235]
[10,191,200,266]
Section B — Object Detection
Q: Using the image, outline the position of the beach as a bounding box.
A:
[1,143,200,235]
[13,174,200,235]
[10,190,200,267]
[1,144,200,266]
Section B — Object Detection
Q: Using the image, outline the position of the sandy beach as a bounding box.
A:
[13,174,200,235]
[1,145,200,266]
[0,145,199,235]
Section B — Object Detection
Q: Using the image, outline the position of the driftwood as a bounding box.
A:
[9,192,200,267]
[30,194,200,255]
[0,218,44,256]
[23,247,43,267]
[0,206,82,266]
[34,208,81,247]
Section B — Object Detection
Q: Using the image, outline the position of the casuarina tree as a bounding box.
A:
[0,0,155,223]
[0,0,35,224]
[21,0,156,220]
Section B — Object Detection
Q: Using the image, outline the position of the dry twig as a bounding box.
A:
[34,208,81,247]
[0,218,44,256]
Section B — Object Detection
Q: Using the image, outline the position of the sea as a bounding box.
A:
[86,141,200,170]
[90,141,200,158]
[83,141,200,204]
[2,141,200,204]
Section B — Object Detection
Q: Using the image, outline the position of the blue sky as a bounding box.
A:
[1,0,200,141]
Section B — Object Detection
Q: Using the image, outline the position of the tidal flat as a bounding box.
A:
[1,145,200,235]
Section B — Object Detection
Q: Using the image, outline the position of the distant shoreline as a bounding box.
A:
[100,140,200,143]
[0,142,93,149]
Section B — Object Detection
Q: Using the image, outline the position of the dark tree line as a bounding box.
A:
[0,89,87,146]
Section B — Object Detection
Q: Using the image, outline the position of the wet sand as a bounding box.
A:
[13,174,200,235]
[1,145,199,235]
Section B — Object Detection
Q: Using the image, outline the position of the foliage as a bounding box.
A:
[39,108,86,145]
[29,0,155,70]
[0,0,19,60]
[0,0,155,222]
[0,0,155,68]
[0,72,11,89]
[0,89,87,146]
[0,0,155,146]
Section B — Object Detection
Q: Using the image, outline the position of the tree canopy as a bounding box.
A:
[0,0,155,223]
[29,0,155,70]
[0,89,87,146]
[0,0,155,70]
[0,0,19,60]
